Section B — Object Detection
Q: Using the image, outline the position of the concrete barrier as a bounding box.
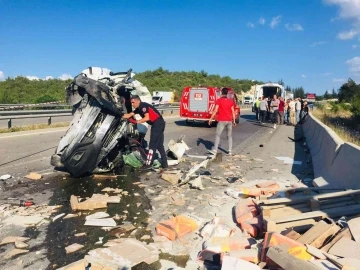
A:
[304,113,360,189]
[317,142,360,189]
[311,126,343,179]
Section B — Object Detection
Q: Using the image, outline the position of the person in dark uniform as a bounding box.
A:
[122,95,168,169]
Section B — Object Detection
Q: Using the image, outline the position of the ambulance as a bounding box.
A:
[180,86,241,125]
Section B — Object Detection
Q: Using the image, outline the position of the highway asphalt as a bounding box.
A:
[0,109,277,269]
[0,111,262,178]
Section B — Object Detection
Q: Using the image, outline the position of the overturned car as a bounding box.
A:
[51,67,152,177]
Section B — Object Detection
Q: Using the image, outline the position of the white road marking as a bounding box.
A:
[0,128,67,140]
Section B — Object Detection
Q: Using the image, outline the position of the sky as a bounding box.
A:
[1,0,360,95]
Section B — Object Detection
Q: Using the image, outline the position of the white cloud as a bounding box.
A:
[259,17,265,25]
[332,78,346,82]
[324,0,360,40]
[270,15,281,29]
[0,71,4,81]
[26,76,40,81]
[247,22,255,28]
[352,44,359,48]
[45,76,53,80]
[337,29,358,40]
[58,73,73,80]
[285,23,304,31]
[301,74,307,78]
[325,0,360,20]
[310,41,327,47]
[322,72,332,76]
[346,56,360,76]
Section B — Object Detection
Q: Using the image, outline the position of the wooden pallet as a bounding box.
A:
[259,190,360,233]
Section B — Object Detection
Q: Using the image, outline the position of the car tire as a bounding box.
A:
[235,115,240,124]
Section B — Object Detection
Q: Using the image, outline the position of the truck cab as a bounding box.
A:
[152,91,175,106]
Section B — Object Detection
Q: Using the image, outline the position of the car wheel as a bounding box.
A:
[235,115,240,124]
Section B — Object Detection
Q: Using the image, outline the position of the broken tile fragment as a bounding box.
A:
[4,249,29,259]
[0,236,30,246]
[65,243,84,254]
[25,172,42,180]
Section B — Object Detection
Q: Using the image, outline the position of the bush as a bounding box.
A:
[35,95,58,103]
[315,102,324,110]
[351,95,360,117]
[339,102,352,111]
[330,103,339,113]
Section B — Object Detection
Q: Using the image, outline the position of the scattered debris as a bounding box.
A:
[15,241,29,249]
[70,194,120,211]
[65,243,84,254]
[167,136,190,160]
[52,213,65,222]
[156,213,202,241]
[84,218,116,227]
[91,174,118,180]
[86,238,159,268]
[74,232,87,237]
[85,212,110,220]
[180,159,209,185]
[0,236,30,246]
[95,237,104,245]
[25,172,42,180]
[4,248,29,259]
[0,174,12,180]
[189,176,205,190]
[161,171,182,185]
[109,223,136,236]
[63,213,78,219]
[2,215,45,227]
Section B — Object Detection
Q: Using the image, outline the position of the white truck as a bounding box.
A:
[152,91,175,106]
[243,95,254,105]
[254,83,286,100]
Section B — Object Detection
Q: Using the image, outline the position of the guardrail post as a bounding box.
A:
[48,116,51,125]
[8,119,11,129]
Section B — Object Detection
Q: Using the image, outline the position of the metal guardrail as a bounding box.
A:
[0,108,180,129]
[0,105,252,129]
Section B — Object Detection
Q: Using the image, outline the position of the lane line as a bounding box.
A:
[0,128,68,139]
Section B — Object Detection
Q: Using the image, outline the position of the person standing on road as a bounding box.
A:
[254,97,261,121]
[278,97,285,125]
[259,97,268,124]
[270,95,280,129]
[208,88,236,156]
[289,98,296,126]
[295,98,301,124]
[122,95,168,169]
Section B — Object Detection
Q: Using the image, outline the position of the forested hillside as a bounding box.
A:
[0,68,263,103]
[0,76,72,104]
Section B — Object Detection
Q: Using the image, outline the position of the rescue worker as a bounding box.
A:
[122,95,168,169]
[255,97,261,121]
[208,88,236,156]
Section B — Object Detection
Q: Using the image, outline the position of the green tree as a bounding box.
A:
[331,88,338,99]
[338,78,360,102]
[324,90,330,100]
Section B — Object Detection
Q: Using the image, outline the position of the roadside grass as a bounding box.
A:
[0,122,70,134]
[312,107,360,146]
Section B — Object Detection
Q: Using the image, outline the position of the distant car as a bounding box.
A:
[307,102,314,110]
